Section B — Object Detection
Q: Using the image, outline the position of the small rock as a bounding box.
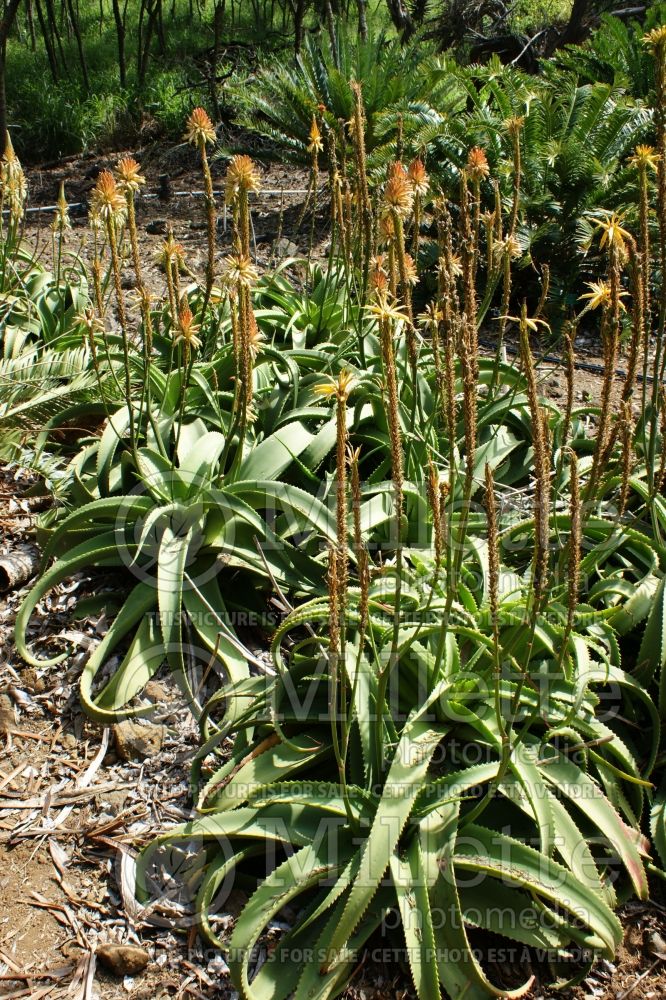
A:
[113,720,166,761]
[274,237,298,257]
[97,943,150,977]
[157,175,172,201]
[144,680,169,704]
[146,219,167,235]
[61,733,78,750]
[102,788,128,814]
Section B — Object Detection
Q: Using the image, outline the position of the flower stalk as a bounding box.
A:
[185,107,218,314]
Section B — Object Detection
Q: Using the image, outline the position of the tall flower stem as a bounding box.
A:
[374,306,404,771]
[520,303,550,611]
[587,273,620,499]
[351,83,372,289]
[559,449,581,674]
[184,108,218,318]
[106,215,137,455]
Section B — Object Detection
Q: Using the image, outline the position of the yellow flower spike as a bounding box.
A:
[403,252,419,286]
[184,107,217,147]
[76,305,104,337]
[1,135,24,184]
[346,443,362,466]
[222,252,259,288]
[407,157,429,197]
[370,269,389,294]
[136,286,154,309]
[504,115,525,136]
[366,293,409,325]
[88,207,103,233]
[247,310,265,362]
[497,313,550,333]
[629,144,660,172]
[307,116,323,155]
[157,232,186,269]
[579,280,628,312]
[314,369,358,403]
[225,154,261,203]
[2,133,18,166]
[643,25,666,50]
[378,213,396,242]
[53,181,71,233]
[90,170,126,225]
[382,162,414,220]
[437,253,463,279]
[174,304,202,351]
[494,235,522,262]
[594,212,632,251]
[1,135,28,218]
[466,146,490,182]
[115,156,146,195]
[418,302,444,329]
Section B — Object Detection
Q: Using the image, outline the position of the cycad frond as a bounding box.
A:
[0,345,103,433]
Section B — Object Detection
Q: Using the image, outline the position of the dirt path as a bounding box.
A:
[21,143,321,302]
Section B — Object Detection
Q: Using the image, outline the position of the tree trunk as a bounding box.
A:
[0,0,24,149]
[356,0,367,40]
[385,0,412,40]
[26,0,37,49]
[293,0,306,53]
[66,0,90,91]
[545,0,593,54]
[34,0,59,81]
[156,0,166,55]
[138,0,156,84]
[210,0,224,117]
[44,0,66,70]
[324,0,336,53]
[112,0,127,87]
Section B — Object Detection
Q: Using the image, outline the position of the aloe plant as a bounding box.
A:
[137,530,657,998]
[8,89,666,1000]
[12,344,349,719]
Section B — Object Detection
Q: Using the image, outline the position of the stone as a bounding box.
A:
[146,219,167,235]
[97,943,150,977]
[113,721,166,761]
[102,788,128,814]
[157,175,172,201]
[143,680,169,704]
[274,237,298,257]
